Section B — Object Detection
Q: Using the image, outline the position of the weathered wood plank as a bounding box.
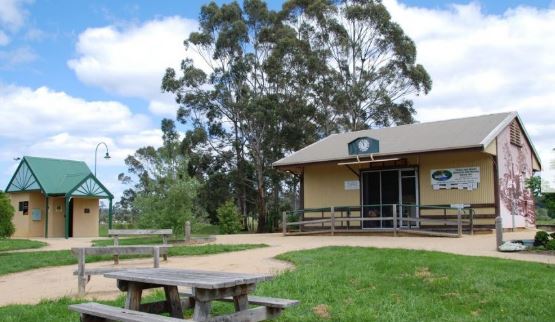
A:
[105,269,271,289]
[108,229,173,236]
[69,303,190,322]
[204,306,281,322]
[179,292,299,309]
[71,246,169,256]
[73,267,126,276]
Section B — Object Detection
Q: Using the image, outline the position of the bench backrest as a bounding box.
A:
[108,229,173,236]
[71,246,169,257]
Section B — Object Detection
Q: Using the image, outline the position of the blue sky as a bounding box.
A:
[1,0,555,198]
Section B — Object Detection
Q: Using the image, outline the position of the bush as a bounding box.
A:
[0,191,15,238]
[546,239,555,251]
[534,231,550,247]
[217,201,242,234]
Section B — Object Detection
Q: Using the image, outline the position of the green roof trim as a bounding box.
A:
[5,156,112,198]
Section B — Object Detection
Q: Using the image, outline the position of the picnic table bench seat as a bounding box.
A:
[69,302,191,322]
[72,246,170,297]
[179,291,299,309]
[108,229,173,262]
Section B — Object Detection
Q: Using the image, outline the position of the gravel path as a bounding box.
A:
[0,231,552,306]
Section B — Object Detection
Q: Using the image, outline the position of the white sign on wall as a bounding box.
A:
[344,180,360,190]
[431,167,480,191]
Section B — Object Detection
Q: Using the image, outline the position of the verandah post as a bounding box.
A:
[392,204,398,237]
[457,209,463,237]
[108,198,113,230]
[330,207,335,236]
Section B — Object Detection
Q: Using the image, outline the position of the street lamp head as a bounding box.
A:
[104,152,111,160]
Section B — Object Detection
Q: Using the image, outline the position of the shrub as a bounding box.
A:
[217,200,242,234]
[534,231,550,247]
[546,239,555,251]
[0,191,15,238]
[550,232,555,240]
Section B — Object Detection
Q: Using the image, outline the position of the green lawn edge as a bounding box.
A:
[0,239,47,252]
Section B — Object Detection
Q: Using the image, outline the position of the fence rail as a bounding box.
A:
[282,204,476,238]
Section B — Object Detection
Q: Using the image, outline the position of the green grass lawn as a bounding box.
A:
[0,246,554,321]
[0,244,266,276]
[0,239,47,252]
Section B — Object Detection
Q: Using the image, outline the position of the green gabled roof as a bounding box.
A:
[6,156,112,198]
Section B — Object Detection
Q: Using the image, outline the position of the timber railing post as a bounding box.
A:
[330,207,335,236]
[282,211,287,236]
[77,248,86,297]
[457,209,463,237]
[393,204,398,237]
[495,216,503,249]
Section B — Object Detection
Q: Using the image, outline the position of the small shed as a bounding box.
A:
[274,112,542,233]
[5,156,113,238]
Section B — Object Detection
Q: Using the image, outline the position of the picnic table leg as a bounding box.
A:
[233,294,248,311]
[192,300,212,321]
[163,286,183,318]
[124,283,143,311]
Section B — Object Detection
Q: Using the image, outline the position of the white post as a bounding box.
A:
[495,216,503,249]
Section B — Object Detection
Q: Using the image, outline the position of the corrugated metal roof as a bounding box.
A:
[273,112,517,167]
[17,156,95,195]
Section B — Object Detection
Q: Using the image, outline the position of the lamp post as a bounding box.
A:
[94,142,111,176]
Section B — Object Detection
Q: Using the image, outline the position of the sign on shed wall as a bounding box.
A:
[431,167,480,191]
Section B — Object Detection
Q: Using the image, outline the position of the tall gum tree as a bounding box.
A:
[283,0,432,130]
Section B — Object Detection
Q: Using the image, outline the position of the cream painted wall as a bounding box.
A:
[304,164,360,208]
[8,192,30,237]
[72,198,99,237]
[418,151,495,206]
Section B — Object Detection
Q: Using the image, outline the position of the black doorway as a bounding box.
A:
[68,199,74,237]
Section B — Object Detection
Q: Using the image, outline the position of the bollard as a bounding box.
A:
[185,221,191,243]
[495,216,503,249]
[282,212,287,235]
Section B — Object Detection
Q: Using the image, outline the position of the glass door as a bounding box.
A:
[362,168,418,229]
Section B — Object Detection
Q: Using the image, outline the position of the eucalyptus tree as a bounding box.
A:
[283,0,432,130]
[162,0,317,231]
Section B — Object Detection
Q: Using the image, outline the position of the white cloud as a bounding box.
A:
[383,0,555,185]
[0,84,165,199]
[68,16,207,117]
[0,0,30,31]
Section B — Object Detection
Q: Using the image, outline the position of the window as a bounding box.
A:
[510,120,522,147]
[19,201,29,215]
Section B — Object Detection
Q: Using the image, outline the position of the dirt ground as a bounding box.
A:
[0,231,553,306]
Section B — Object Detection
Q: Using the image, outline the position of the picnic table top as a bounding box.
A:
[104,268,272,289]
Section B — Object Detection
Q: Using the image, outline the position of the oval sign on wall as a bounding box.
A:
[431,170,453,181]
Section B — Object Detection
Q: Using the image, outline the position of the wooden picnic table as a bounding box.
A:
[104,268,274,321]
